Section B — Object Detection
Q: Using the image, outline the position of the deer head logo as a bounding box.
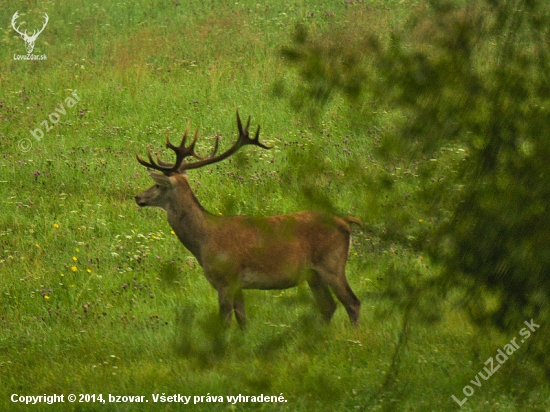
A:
[11,11,49,55]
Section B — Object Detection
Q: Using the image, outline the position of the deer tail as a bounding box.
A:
[343,216,363,228]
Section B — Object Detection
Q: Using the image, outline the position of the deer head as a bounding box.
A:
[135,110,270,209]
[12,11,49,55]
[136,110,270,176]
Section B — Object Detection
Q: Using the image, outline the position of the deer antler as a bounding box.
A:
[178,110,271,171]
[136,119,201,175]
[136,111,271,175]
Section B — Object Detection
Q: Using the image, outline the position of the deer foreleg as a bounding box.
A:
[216,287,234,328]
[233,289,246,329]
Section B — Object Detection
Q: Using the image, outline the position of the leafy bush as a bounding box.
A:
[281,0,550,377]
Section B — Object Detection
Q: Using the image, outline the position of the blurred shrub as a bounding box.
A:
[280,0,550,376]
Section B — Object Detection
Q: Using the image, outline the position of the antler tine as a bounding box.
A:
[155,154,173,168]
[166,119,189,151]
[209,134,220,158]
[146,147,160,168]
[236,110,244,136]
[236,109,252,137]
[252,125,271,149]
[135,152,148,167]
[135,146,160,170]
[188,127,200,157]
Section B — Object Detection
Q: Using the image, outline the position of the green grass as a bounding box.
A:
[0,0,549,411]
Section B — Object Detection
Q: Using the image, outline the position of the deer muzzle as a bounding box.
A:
[135,195,147,207]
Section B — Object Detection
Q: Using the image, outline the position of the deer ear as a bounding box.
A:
[148,170,172,187]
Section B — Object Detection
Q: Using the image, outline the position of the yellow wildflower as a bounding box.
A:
[87,269,92,273]
[53,223,59,229]
[71,266,77,272]
[44,296,50,301]
[72,256,78,262]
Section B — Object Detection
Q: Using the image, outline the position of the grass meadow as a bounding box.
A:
[0,0,549,410]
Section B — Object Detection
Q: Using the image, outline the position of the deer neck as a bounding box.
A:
[165,178,212,266]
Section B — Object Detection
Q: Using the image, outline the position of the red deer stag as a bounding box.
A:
[135,111,362,328]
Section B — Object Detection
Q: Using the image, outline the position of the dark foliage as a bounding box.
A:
[280,0,550,378]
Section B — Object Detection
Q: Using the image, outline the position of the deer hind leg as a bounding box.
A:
[330,277,360,325]
[316,266,361,325]
[307,271,337,323]
[233,289,246,329]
